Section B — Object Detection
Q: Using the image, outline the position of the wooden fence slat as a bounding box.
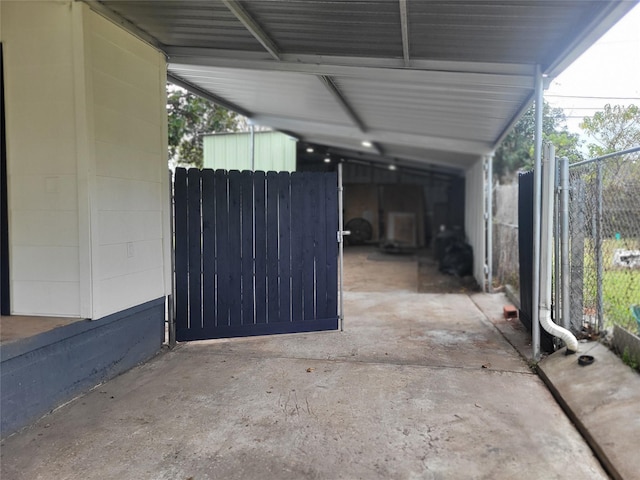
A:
[253,171,267,324]
[277,172,291,323]
[240,171,255,326]
[325,172,339,318]
[187,169,203,330]
[201,169,216,329]
[301,172,316,320]
[266,172,280,322]
[214,170,229,326]
[290,172,304,322]
[314,173,328,320]
[174,168,189,336]
[228,170,243,326]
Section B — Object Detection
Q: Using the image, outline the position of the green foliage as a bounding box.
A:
[167,85,242,168]
[493,101,583,180]
[622,346,639,371]
[580,104,640,158]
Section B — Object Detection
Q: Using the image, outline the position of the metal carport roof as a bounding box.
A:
[84,0,636,171]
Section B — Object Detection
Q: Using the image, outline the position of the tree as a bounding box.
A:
[493,101,583,180]
[580,104,640,158]
[167,85,243,168]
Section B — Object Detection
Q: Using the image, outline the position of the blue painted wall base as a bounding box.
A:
[1,298,165,437]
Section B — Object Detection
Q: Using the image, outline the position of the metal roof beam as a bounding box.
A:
[220,0,281,61]
[318,75,367,133]
[167,51,534,89]
[399,0,410,67]
[166,48,535,77]
[167,73,253,118]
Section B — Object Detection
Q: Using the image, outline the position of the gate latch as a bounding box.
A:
[338,230,351,243]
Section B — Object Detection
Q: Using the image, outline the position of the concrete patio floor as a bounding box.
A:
[0,288,608,479]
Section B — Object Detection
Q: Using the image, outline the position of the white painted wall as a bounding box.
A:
[1,2,170,318]
[465,158,486,290]
[2,1,81,316]
[85,8,168,319]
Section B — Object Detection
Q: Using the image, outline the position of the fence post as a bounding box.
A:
[596,160,604,333]
[570,178,585,332]
[560,158,570,330]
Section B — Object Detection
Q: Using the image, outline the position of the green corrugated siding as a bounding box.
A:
[203,131,296,172]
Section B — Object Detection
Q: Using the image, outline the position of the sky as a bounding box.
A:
[545,3,640,136]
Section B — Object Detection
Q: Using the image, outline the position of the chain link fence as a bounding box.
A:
[566,149,640,336]
[493,183,519,290]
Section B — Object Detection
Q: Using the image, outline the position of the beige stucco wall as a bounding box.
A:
[1,1,170,318]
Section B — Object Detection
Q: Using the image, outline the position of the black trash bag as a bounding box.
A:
[439,239,473,277]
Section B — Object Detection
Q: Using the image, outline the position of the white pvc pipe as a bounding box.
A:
[540,145,579,353]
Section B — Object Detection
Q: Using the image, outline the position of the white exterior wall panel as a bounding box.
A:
[1,2,81,316]
[87,9,168,319]
[1,2,170,318]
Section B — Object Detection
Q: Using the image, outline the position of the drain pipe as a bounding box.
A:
[540,145,579,353]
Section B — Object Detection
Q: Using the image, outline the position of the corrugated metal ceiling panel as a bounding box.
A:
[170,64,354,126]
[408,1,603,64]
[333,76,531,141]
[384,144,479,170]
[243,0,403,58]
[92,0,634,171]
[102,0,262,50]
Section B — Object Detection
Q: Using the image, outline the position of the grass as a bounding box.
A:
[603,270,640,332]
[580,238,640,333]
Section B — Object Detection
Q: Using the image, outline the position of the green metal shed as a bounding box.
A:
[203,131,297,172]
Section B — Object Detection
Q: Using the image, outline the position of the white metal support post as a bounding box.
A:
[532,65,544,361]
[485,153,494,293]
[168,169,176,347]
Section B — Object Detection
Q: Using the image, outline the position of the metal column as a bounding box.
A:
[595,160,604,332]
[531,65,544,360]
[485,154,494,293]
[168,169,176,347]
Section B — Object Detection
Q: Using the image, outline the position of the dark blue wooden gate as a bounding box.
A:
[173,168,339,341]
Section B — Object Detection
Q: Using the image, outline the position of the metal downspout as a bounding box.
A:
[540,147,579,352]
